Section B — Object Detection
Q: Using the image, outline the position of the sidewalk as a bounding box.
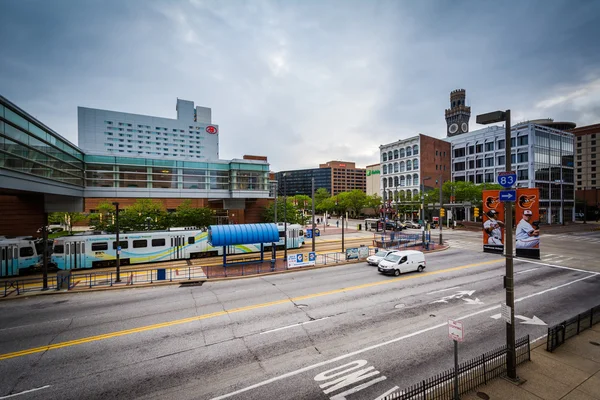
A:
[462,325,600,400]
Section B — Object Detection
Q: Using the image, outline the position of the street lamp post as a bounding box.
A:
[283,174,288,264]
[311,177,316,252]
[112,202,121,283]
[40,213,49,290]
[437,176,443,245]
[146,216,152,231]
[421,176,431,245]
[477,109,517,381]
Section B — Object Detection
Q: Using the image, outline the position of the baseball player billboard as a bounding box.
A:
[482,190,505,254]
[515,188,540,259]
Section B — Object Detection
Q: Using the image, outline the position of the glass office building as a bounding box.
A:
[0,96,85,187]
[446,121,575,224]
[84,154,270,193]
[275,168,332,196]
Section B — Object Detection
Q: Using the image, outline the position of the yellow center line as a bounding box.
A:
[0,259,500,361]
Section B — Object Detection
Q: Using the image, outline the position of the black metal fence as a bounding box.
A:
[384,335,530,400]
[547,304,600,352]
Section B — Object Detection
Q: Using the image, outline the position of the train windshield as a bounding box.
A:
[53,244,64,254]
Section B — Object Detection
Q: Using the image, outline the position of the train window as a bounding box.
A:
[66,243,70,255]
[188,237,195,245]
[112,241,129,250]
[152,238,166,247]
[19,247,34,257]
[91,243,108,251]
[53,245,64,254]
[133,240,147,248]
[299,230,304,237]
[279,231,285,238]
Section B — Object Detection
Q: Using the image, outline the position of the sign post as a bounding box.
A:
[448,319,463,400]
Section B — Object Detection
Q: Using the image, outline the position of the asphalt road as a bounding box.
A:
[0,231,599,400]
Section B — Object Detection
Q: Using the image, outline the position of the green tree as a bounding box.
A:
[345,189,368,217]
[173,200,215,228]
[262,198,303,224]
[48,212,87,234]
[314,188,330,209]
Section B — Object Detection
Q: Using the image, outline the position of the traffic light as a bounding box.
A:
[440,208,445,217]
[474,207,480,218]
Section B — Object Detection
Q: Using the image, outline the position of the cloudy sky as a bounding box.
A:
[1,0,599,171]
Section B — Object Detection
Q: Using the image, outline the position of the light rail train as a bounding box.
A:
[0,237,44,277]
[50,223,304,271]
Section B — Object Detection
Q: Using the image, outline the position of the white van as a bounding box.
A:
[378,250,426,276]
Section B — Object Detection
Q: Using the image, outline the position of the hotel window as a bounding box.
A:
[485,142,494,151]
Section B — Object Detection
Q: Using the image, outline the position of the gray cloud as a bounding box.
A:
[1,0,599,171]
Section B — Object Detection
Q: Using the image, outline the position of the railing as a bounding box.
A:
[3,266,206,297]
[385,335,530,400]
[374,232,435,250]
[4,245,440,296]
[547,304,600,352]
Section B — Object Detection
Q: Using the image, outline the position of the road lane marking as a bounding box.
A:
[260,317,330,335]
[0,386,51,399]
[0,259,502,361]
[210,272,600,400]
[515,268,539,275]
[516,258,599,275]
[426,286,461,295]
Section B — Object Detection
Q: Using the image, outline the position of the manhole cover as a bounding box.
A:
[395,304,406,309]
[476,392,490,400]
[590,341,600,346]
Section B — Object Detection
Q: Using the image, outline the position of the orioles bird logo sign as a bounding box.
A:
[485,196,500,210]
[518,194,537,209]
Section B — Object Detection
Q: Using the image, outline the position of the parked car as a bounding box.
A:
[366,249,400,266]
[378,250,426,276]
[384,221,403,231]
[403,220,420,229]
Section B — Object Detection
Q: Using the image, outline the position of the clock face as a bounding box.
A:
[461,123,468,132]
[449,123,459,134]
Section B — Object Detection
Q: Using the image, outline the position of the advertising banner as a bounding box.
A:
[358,246,369,260]
[515,188,540,259]
[482,190,505,254]
[287,252,317,268]
[345,248,359,261]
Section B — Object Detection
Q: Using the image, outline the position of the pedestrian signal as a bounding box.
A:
[474,207,480,218]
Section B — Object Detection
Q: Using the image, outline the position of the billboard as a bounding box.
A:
[482,190,505,254]
[515,188,540,259]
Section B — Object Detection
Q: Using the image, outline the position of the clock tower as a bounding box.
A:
[445,89,471,137]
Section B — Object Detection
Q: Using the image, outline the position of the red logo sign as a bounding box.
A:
[206,126,218,134]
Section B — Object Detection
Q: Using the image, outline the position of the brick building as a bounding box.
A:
[569,123,600,211]
[379,134,451,204]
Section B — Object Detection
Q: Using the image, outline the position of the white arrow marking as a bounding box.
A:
[430,290,476,304]
[515,315,546,325]
[489,314,546,325]
[463,298,484,305]
[456,290,475,297]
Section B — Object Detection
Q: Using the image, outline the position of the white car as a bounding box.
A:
[366,249,400,266]
[378,250,426,276]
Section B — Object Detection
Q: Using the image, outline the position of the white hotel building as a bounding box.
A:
[78,99,219,160]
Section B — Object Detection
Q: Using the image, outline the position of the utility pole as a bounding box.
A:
[311,177,316,252]
[41,213,49,290]
[504,109,517,380]
[438,176,443,245]
[112,202,121,283]
[283,174,287,264]
[477,109,517,381]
